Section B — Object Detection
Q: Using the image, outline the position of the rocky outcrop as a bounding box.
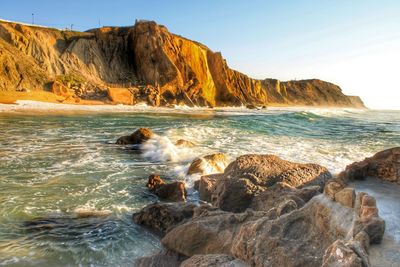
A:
[116,128,153,145]
[209,154,331,212]
[133,152,390,267]
[146,174,187,202]
[339,147,400,184]
[0,19,365,108]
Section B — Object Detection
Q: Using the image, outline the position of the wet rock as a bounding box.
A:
[245,104,257,109]
[211,154,331,212]
[107,87,134,105]
[135,250,182,267]
[147,175,187,202]
[339,147,400,184]
[132,202,197,235]
[162,208,267,257]
[180,254,248,267]
[116,128,153,145]
[334,188,356,208]
[187,153,229,175]
[321,240,363,267]
[175,139,195,147]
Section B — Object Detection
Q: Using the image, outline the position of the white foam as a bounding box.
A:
[141,135,197,163]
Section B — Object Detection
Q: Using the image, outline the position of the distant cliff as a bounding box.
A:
[0,19,365,107]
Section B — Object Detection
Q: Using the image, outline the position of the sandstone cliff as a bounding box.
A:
[0,19,365,107]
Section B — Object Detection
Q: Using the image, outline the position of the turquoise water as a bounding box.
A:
[0,108,399,266]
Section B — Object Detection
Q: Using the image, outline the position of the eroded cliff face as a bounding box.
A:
[0,19,365,107]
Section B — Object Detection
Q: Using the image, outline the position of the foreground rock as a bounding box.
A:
[339,147,400,184]
[210,154,331,212]
[116,128,153,145]
[146,174,187,202]
[162,208,268,256]
[133,152,390,267]
[135,250,183,267]
[133,202,197,236]
[181,254,248,267]
[187,153,229,175]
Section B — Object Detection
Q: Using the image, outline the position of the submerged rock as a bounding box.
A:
[146,174,187,202]
[116,128,153,145]
[187,153,229,175]
[210,154,331,212]
[339,147,400,184]
[175,139,195,148]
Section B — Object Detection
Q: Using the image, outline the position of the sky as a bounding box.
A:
[1,0,399,109]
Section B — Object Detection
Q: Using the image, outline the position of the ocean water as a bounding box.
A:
[0,106,399,266]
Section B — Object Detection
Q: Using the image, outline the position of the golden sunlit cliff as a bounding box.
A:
[0,19,364,107]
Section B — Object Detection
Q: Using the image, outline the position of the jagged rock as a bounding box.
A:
[175,139,195,147]
[321,240,363,267]
[162,208,267,257]
[180,254,248,267]
[146,174,187,202]
[187,153,229,175]
[211,154,331,212]
[116,128,154,145]
[339,147,400,184]
[132,202,197,235]
[334,188,356,208]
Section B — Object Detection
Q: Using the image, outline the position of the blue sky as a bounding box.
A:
[1,0,399,109]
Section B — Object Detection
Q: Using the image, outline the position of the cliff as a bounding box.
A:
[0,19,365,108]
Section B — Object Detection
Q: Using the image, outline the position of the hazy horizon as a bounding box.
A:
[1,0,399,109]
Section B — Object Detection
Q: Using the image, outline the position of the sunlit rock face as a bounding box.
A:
[0,19,364,107]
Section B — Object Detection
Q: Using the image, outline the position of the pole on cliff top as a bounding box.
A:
[32,13,34,24]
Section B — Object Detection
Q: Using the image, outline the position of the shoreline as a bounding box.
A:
[0,100,369,115]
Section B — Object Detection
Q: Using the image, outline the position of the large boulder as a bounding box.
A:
[161,208,267,257]
[187,153,229,175]
[147,175,187,202]
[339,147,400,184]
[107,87,134,105]
[132,202,197,235]
[180,254,248,267]
[116,128,154,145]
[211,154,332,212]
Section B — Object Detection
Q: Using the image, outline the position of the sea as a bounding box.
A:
[0,101,399,266]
